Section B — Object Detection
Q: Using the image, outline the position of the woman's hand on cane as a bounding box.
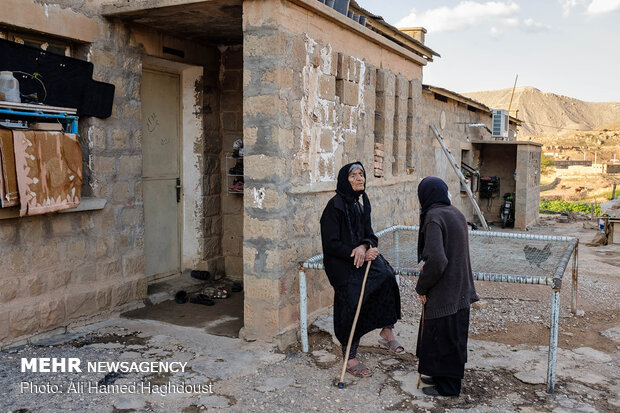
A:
[365,247,379,261]
[351,245,367,268]
[418,294,427,305]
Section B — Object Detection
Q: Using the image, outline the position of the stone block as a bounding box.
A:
[244,95,285,117]
[135,278,148,300]
[222,234,241,256]
[111,128,130,148]
[112,181,130,202]
[67,240,87,261]
[225,256,243,278]
[244,127,258,147]
[395,75,409,97]
[0,278,18,303]
[320,128,334,152]
[376,69,395,95]
[336,80,359,106]
[51,214,73,235]
[222,70,242,91]
[40,299,66,329]
[111,280,136,307]
[244,31,283,57]
[18,217,44,240]
[10,305,40,338]
[121,207,143,227]
[0,310,8,342]
[0,224,16,242]
[66,290,98,318]
[222,112,238,131]
[336,53,345,80]
[91,49,116,68]
[221,91,243,112]
[48,271,71,291]
[122,253,145,278]
[97,259,121,279]
[203,236,221,260]
[96,288,112,311]
[318,75,336,101]
[244,275,280,302]
[244,155,287,180]
[119,155,142,176]
[245,217,286,241]
[23,274,46,297]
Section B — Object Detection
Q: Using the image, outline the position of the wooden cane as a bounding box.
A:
[337,260,372,388]
[416,302,425,389]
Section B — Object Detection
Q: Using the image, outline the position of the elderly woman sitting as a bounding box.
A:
[320,162,403,378]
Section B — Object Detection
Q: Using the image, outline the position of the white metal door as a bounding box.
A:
[141,69,181,282]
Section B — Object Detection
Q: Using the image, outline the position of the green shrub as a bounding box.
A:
[539,200,601,215]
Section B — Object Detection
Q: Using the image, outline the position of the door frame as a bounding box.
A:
[142,56,205,283]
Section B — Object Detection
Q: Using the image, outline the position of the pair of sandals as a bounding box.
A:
[346,338,405,378]
[174,290,214,306]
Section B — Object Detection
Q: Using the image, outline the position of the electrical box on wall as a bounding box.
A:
[492,109,509,138]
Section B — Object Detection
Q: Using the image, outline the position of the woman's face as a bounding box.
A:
[348,168,365,192]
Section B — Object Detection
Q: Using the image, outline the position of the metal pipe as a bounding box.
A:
[393,268,551,285]
[571,241,579,314]
[552,238,578,289]
[299,268,309,353]
[394,230,400,286]
[547,289,560,393]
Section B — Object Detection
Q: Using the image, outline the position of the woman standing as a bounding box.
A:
[416,176,479,397]
[320,162,402,378]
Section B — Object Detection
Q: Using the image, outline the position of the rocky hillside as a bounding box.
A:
[463,87,620,137]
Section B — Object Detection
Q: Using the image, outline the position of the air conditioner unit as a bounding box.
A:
[492,109,509,138]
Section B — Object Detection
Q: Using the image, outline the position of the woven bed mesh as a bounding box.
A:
[312,227,575,280]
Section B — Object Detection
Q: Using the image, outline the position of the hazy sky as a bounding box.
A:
[356,0,620,102]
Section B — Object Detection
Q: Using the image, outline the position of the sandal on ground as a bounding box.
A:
[378,338,405,354]
[420,375,436,385]
[189,294,215,306]
[203,287,229,299]
[346,361,372,378]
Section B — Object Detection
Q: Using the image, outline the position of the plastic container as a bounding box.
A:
[0,71,21,103]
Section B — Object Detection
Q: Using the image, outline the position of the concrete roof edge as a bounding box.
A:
[101,0,214,16]
[288,0,428,66]
[348,1,439,59]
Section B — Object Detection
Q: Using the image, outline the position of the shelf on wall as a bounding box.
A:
[0,101,78,133]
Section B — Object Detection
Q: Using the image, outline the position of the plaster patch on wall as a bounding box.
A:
[296,34,367,184]
[252,187,265,209]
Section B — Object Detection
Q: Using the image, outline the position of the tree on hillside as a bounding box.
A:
[541,154,554,175]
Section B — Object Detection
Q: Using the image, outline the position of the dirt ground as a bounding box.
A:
[2,218,618,412]
[540,165,619,201]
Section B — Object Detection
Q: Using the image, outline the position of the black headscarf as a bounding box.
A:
[336,162,372,245]
[417,176,451,262]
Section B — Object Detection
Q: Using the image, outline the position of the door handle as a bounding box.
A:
[176,178,181,203]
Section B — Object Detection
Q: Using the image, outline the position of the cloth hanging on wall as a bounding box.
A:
[0,127,19,207]
[12,130,82,216]
[0,38,115,118]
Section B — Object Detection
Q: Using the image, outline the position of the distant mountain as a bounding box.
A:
[463,87,620,137]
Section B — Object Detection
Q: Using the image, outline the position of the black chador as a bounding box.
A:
[320,162,401,345]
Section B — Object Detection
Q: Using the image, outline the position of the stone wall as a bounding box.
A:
[0,0,224,347]
[220,46,244,280]
[0,1,146,347]
[419,90,494,222]
[515,144,542,228]
[242,0,427,343]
